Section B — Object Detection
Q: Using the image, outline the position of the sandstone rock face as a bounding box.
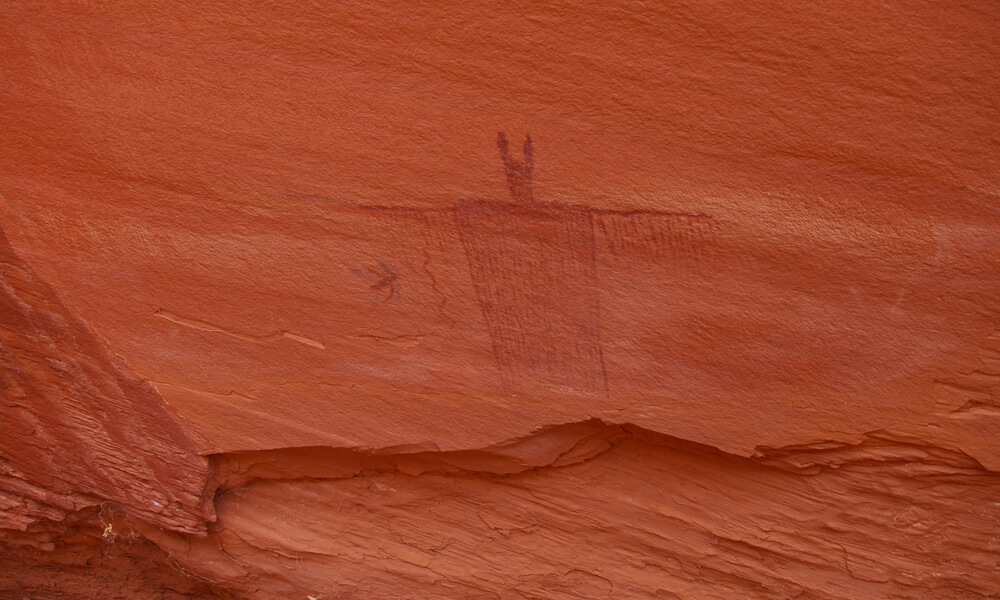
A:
[2,2,999,598]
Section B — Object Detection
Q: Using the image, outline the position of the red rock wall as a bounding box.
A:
[2,1,999,598]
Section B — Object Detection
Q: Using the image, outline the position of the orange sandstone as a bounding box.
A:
[1,1,999,598]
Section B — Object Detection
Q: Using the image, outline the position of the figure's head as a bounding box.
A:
[496,132,534,203]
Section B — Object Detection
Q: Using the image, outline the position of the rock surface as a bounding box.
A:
[2,1,999,598]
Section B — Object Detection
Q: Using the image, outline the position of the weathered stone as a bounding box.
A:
[2,2,998,598]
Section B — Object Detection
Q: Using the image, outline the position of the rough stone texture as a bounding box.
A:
[0,228,211,534]
[2,1,999,598]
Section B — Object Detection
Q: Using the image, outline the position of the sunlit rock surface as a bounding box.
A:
[2,2,999,598]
